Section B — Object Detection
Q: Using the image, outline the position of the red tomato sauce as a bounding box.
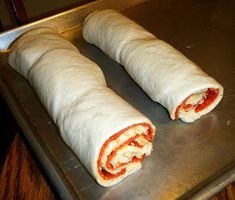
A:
[97,123,154,180]
[195,88,219,112]
[175,88,219,119]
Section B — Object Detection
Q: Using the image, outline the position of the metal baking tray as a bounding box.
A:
[0,0,235,199]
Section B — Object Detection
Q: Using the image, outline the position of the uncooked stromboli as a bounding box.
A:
[83,9,224,123]
[8,28,155,187]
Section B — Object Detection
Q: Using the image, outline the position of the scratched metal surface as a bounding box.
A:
[0,0,235,199]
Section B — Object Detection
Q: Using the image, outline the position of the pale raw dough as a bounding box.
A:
[83,9,155,63]
[9,27,79,78]
[82,9,224,123]
[8,27,155,187]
